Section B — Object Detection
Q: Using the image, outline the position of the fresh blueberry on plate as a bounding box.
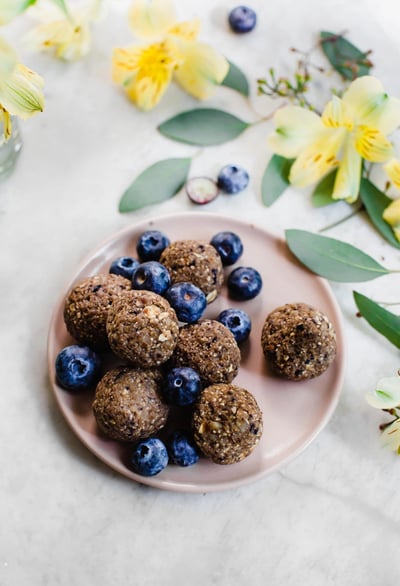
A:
[217,308,252,343]
[131,261,171,295]
[217,164,249,194]
[185,177,219,205]
[163,367,202,406]
[210,231,244,266]
[130,438,169,477]
[227,266,262,300]
[167,432,200,467]
[228,6,257,33]
[55,344,101,392]
[109,256,139,280]
[165,282,207,323]
[136,230,170,261]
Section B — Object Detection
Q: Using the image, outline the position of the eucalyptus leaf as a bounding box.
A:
[359,178,400,249]
[119,158,191,213]
[261,155,293,206]
[285,229,391,282]
[158,109,250,145]
[312,170,337,207]
[353,291,400,349]
[222,60,250,97]
[320,31,372,80]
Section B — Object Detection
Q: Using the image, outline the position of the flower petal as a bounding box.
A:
[354,125,393,162]
[268,106,326,158]
[382,197,400,241]
[384,158,400,189]
[322,95,353,129]
[129,0,176,39]
[381,418,400,453]
[0,62,44,118]
[125,69,173,110]
[332,138,362,202]
[0,0,36,25]
[0,37,17,78]
[366,377,400,409]
[168,19,201,41]
[173,40,229,100]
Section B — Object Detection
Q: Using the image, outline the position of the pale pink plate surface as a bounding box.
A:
[47,212,345,493]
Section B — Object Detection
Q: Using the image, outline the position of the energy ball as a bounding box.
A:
[261,302,337,380]
[92,367,168,442]
[63,273,131,350]
[106,289,179,367]
[192,383,263,465]
[159,239,224,303]
[171,319,241,386]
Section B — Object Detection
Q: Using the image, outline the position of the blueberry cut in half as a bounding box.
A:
[165,282,207,323]
[109,256,139,280]
[55,344,101,392]
[210,231,243,266]
[228,5,257,33]
[131,261,171,295]
[217,164,249,194]
[163,367,202,406]
[217,308,252,343]
[227,266,263,300]
[136,230,170,261]
[167,432,200,467]
[130,438,169,477]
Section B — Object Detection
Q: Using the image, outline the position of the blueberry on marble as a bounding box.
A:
[165,282,207,323]
[167,432,200,467]
[131,261,171,295]
[217,164,249,194]
[130,438,169,477]
[228,6,257,33]
[55,345,101,392]
[163,367,202,406]
[217,308,252,343]
[109,256,139,280]
[210,231,243,266]
[136,230,170,261]
[227,266,262,300]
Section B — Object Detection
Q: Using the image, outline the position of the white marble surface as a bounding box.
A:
[2,0,400,584]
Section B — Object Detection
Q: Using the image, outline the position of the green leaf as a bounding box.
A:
[158,109,250,146]
[312,170,338,207]
[261,155,293,206]
[354,291,400,349]
[221,60,249,97]
[285,229,391,282]
[320,31,372,80]
[119,158,191,213]
[359,178,400,249]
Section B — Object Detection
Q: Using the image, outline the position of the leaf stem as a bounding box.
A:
[318,203,364,233]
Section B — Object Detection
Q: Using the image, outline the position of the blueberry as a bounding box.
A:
[130,438,169,477]
[217,308,252,343]
[165,282,206,323]
[185,177,219,205]
[228,5,257,33]
[136,230,170,261]
[55,345,101,392]
[131,261,171,295]
[227,266,262,300]
[210,231,243,266]
[217,164,249,194]
[163,367,202,406]
[167,432,200,467]
[109,256,139,280]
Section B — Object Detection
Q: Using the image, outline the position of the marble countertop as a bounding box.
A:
[2,0,400,584]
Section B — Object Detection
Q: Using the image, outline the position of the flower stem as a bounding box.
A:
[318,203,364,233]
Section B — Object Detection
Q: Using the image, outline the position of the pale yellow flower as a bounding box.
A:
[25,0,102,61]
[112,0,229,110]
[366,377,400,409]
[0,37,44,139]
[269,76,400,203]
[0,0,36,25]
[381,419,400,454]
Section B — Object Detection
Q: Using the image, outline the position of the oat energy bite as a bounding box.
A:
[159,239,224,303]
[192,383,263,465]
[261,302,337,380]
[106,290,179,367]
[171,319,241,386]
[93,367,168,442]
[63,273,131,350]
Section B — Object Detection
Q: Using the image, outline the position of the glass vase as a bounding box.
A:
[0,117,22,180]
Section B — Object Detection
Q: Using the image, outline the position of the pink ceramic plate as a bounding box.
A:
[47,212,345,493]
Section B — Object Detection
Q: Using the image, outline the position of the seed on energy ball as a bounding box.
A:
[261,302,337,380]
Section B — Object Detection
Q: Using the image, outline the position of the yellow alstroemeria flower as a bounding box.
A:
[0,37,44,139]
[381,418,400,454]
[25,0,102,61]
[112,0,229,110]
[0,0,36,25]
[269,76,400,202]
